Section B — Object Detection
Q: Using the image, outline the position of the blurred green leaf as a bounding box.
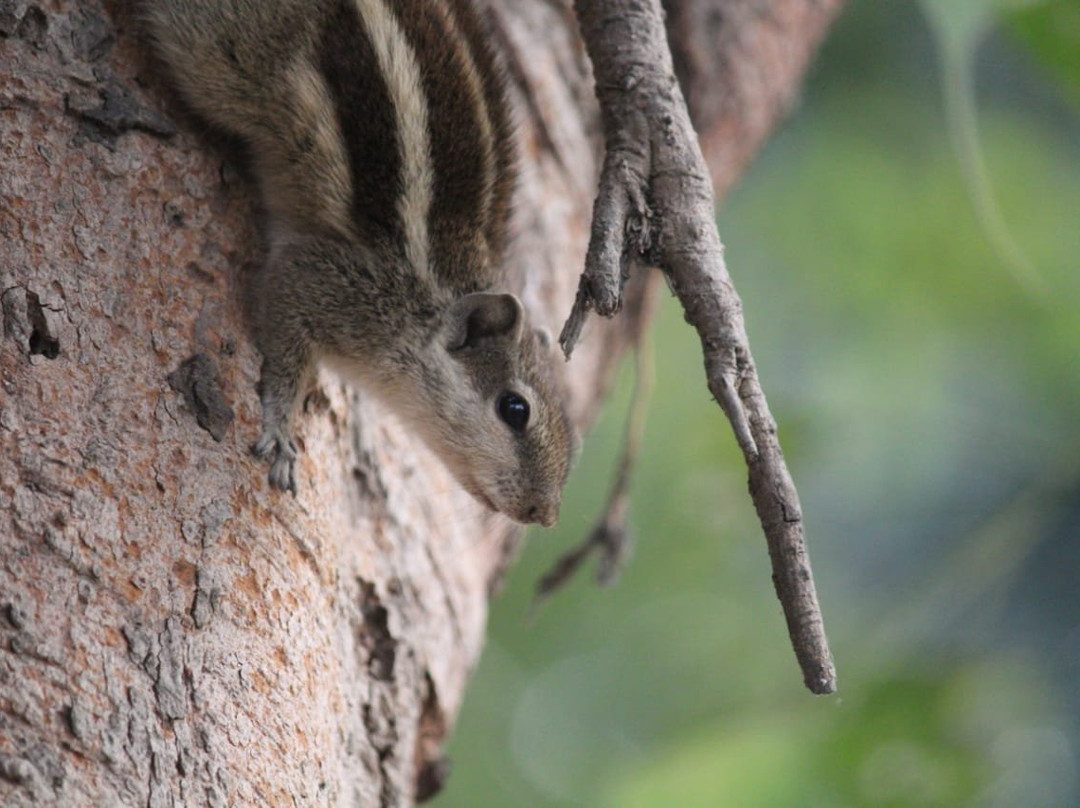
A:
[602,720,817,808]
[1008,0,1080,104]
[918,0,1049,51]
[601,662,1063,808]
[917,0,1052,292]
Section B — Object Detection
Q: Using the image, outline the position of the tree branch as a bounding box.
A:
[565,0,837,694]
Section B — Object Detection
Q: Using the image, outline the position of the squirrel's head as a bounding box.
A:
[400,292,576,526]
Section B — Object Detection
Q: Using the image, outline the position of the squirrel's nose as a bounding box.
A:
[525,503,558,528]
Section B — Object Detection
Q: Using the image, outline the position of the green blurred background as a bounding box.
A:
[435,1,1080,805]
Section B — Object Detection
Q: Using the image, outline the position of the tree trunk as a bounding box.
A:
[0,0,842,804]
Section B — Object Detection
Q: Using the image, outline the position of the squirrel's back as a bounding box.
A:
[142,0,516,292]
[143,0,574,523]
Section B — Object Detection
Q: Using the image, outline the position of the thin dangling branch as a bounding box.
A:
[562,0,836,695]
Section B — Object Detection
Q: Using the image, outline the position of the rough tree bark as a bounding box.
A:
[1,0,842,805]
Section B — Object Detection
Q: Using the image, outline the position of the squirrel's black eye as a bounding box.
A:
[497,392,530,433]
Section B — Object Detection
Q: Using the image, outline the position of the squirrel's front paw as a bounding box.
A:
[253,430,299,495]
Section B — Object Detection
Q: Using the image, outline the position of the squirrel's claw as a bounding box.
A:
[253,431,299,495]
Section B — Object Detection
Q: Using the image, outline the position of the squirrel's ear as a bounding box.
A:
[446,293,524,351]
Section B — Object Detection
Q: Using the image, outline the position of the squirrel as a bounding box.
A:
[140,0,575,526]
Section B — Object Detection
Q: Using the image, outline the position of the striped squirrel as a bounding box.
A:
[141,0,574,525]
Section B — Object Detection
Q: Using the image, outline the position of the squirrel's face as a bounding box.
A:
[408,293,576,526]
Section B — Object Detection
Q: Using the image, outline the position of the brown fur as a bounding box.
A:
[141,0,574,524]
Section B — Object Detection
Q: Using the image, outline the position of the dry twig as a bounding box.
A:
[563,0,836,694]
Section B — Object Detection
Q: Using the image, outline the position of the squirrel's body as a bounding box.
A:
[143,0,573,525]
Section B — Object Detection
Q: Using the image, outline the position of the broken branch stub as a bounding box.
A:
[566,0,836,694]
[559,142,651,353]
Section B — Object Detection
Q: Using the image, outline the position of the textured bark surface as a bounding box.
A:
[1,0,840,804]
